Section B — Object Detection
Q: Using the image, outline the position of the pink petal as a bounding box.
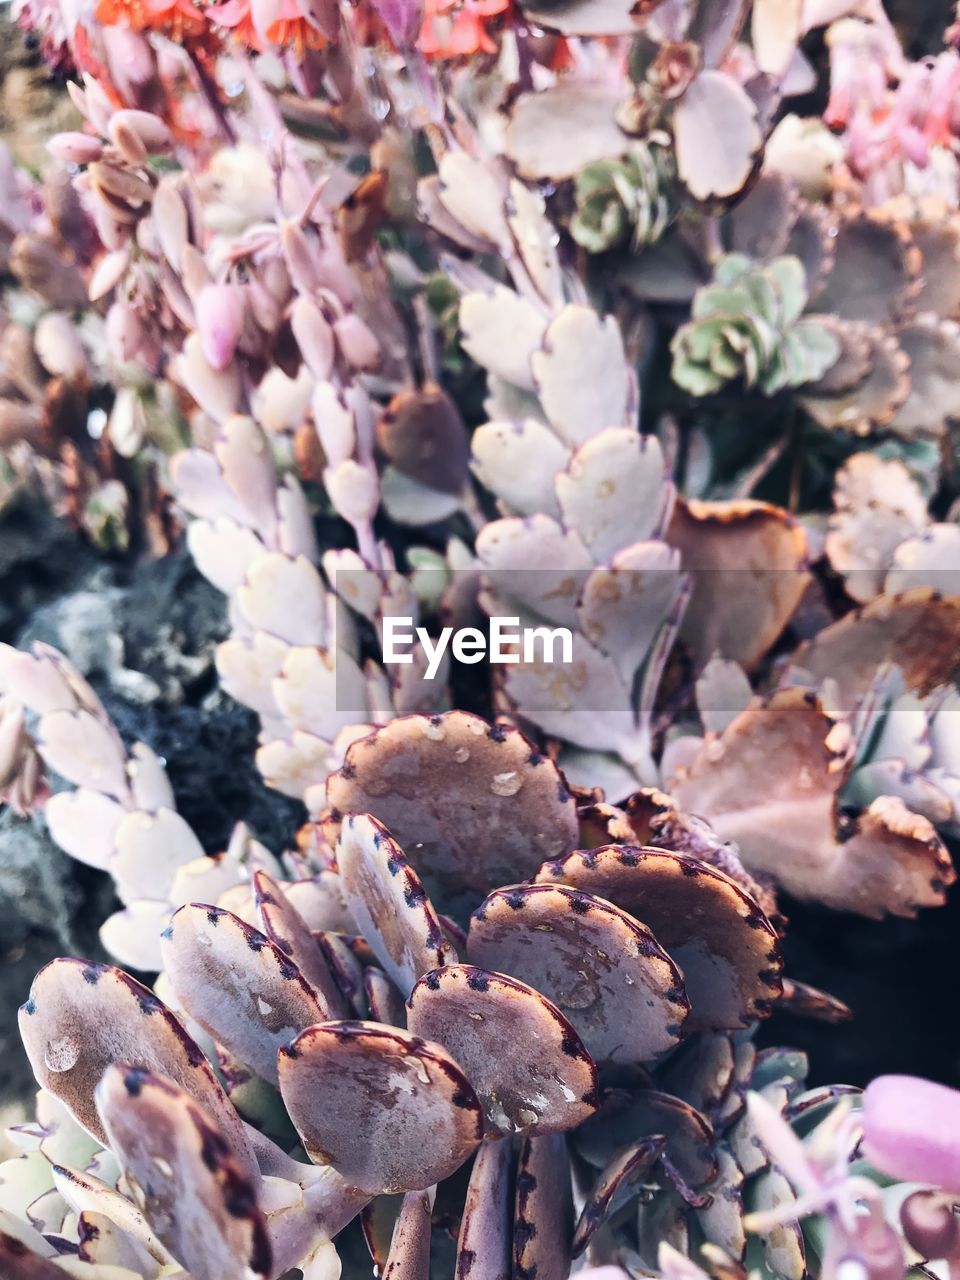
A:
[195,284,245,373]
[862,1075,960,1190]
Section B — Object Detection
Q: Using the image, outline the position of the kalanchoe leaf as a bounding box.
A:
[364,968,407,1027]
[459,289,547,393]
[673,72,761,202]
[749,1167,806,1280]
[671,255,839,397]
[536,846,782,1031]
[77,1207,165,1272]
[160,904,328,1086]
[514,1133,574,1280]
[659,1032,736,1118]
[790,589,960,711]
[889,317,960,437]
[467,883,689,1068]
[555,428,673,562]
[723,173,800,262]
[18,959,255,1180]
[361,1195,404,1271]
[406,964,599,1137]
[337,813,456,999]
[504,86,627,183]
[572,1134,667,1256]
[326,712,578,918]
[376,385,470,496]
[95,1064,271,1280]
[672,687,956,918]
[383,1189,432,1280]
[253,871,349,1018]
[576,1088,718,1188]
[807,210,922,328]
[530,306,632,448]
[571,146,672,254]
[52,1164,172,1266]
[801,326,911,434]
[455,1138,514,1280]
[668,498,809,670]
[277,1021,483,1194]
[696,1145,746,1260]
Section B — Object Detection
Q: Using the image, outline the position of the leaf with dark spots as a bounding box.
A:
[278,1021,483,1194]
[467,883,688,1069]
[456,1139,514,1280]
[95,1064,271,1280]
[337,814,456,999]
[576,1088,718,1189]
[383,1189,432,1280]
[407,965,598,1138]
[572,1134,666,1255]
[161,904,327,1087]
[514,1134,573,1280]
[536,844,781,1030]
[253,869,348,1018]
[326,711,578,918]
[365,967,407,1027]
[17,958,255,1180]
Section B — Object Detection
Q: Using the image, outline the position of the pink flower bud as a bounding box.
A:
[196,283,245,372]
[106,301,146,364]
[47,132,104,165]
[281,220,321,296]
[109,109,174,157]
[290,296,335,379]
[862,1075,960,1191]
[334,313,380,373]
[152,177,190,271]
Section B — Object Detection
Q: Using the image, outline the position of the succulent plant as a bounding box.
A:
[671,255,841,398]
[571,146,672,254]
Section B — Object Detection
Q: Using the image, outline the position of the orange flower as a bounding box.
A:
[209,0,265,49]
[419,0,509,59]
[262,0,328,53]
[143,0,208,38]
[94,0,150,30]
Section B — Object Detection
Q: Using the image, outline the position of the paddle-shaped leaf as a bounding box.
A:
[536,846,782,1030]
[514,1133,573,1280]
[326,712,578,917]
[18,959,254,1178]
[407,965,598,1138]
[468,884,688,1068]
[253,871,348,1017]
[161,904,327,1086]
[337,814,455,997]
[278,1021,483,1194]
[455,1139,513,1280]
[95,1065,271,1280]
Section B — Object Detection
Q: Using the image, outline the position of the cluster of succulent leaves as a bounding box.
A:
[571,144,673,255]
[671,255,841,397]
